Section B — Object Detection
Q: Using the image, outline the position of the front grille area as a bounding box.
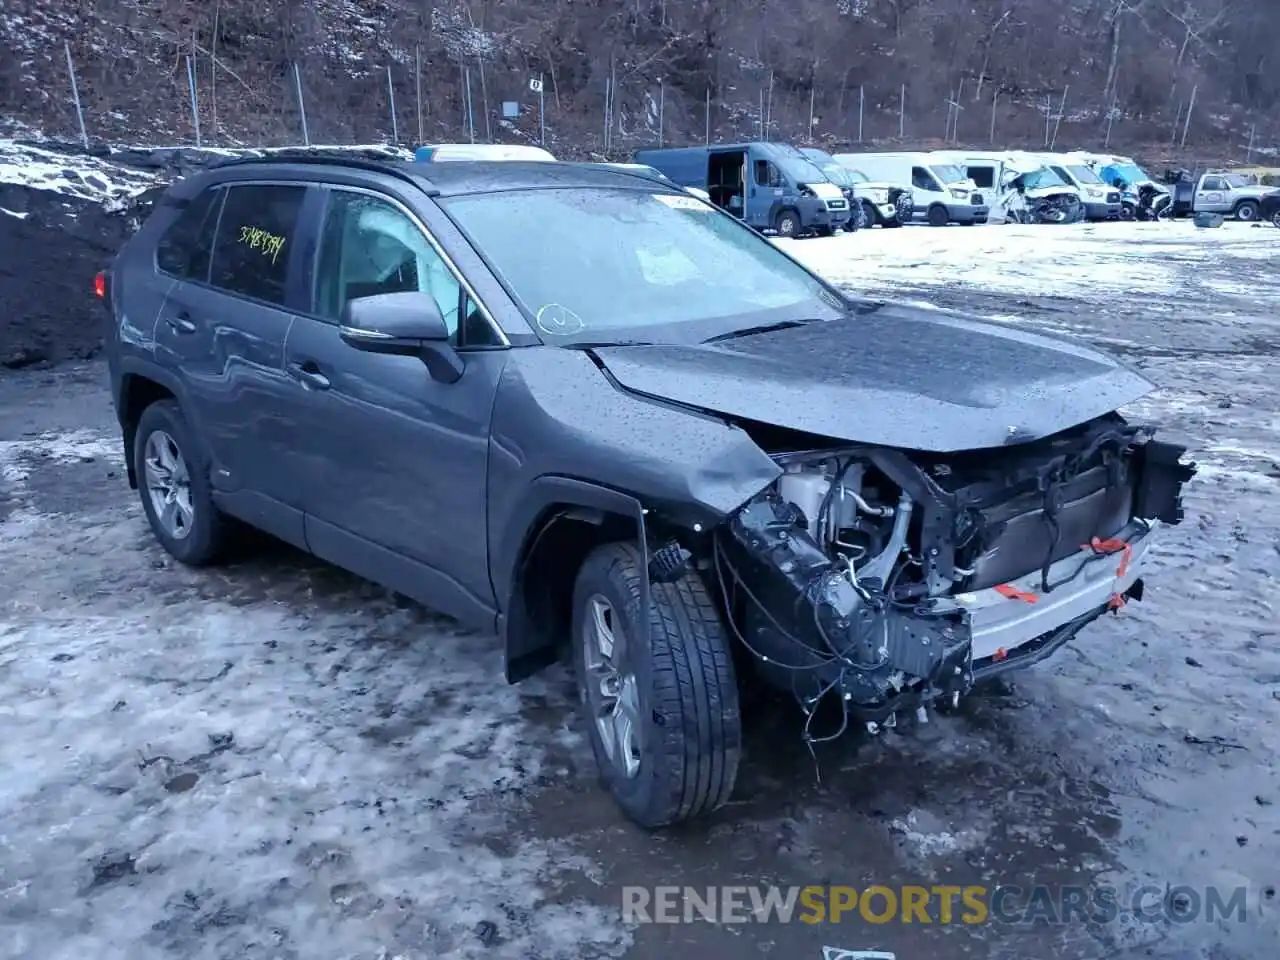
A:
[827,198,848,210]
[971,193,984,205]
[1106,191,1121,203]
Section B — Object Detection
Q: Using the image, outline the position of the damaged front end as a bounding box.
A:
[709,414,1195,730]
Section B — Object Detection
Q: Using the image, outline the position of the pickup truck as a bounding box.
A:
[1166,171,1280,222]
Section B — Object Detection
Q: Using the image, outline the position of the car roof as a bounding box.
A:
[180,155,680,199]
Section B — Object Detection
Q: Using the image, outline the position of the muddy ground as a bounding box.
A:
[1,236,1279,960]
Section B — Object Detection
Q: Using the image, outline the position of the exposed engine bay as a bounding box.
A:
[706,414,1195,737]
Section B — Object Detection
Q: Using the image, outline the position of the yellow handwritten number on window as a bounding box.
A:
[238,225,287,264]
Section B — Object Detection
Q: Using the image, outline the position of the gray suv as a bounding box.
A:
[102,156,1193,829]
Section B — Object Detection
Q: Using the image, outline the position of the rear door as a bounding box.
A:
[156,180,311,538]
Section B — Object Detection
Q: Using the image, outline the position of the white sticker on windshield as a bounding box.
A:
[653,192,709,210]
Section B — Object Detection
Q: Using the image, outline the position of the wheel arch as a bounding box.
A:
[498,476,654,684]
[117,360,186,489]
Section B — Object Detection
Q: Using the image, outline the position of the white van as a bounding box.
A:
[835,151,988,226]
[414,143,557,162]
[1040,153,1123,220]
[930,150,1092,224]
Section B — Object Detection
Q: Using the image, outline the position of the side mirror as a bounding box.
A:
[338,291,463,383]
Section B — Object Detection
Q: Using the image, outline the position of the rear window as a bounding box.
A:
[155,187,222,281]
[207,184,306,305]
[440,187,840,340]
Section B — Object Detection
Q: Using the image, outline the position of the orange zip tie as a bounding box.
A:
[995,583,1039,603]
[1086,536,1133,577]
[1086,536,1134,613]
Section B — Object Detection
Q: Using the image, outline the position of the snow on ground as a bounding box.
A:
[0,140,161,208]
[0,139,412,216]
[777,220,1280,301]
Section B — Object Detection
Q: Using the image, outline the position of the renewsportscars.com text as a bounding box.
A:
[622,884,1255,926]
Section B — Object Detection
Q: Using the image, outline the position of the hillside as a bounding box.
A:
[1,0,1277,160]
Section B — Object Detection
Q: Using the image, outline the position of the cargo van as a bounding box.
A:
[633,142,851,237]
[834,152,988,226]
[414,143,557,162]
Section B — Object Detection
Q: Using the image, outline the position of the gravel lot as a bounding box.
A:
[2,223,1278,960]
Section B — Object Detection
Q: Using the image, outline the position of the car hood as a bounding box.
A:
[802,181,845,201]
[590,303,1155,453]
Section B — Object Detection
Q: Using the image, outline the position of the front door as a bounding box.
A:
[1195,176,1228,212]
[282,186,507,624]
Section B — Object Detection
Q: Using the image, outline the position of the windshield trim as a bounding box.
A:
[435,184,852,345]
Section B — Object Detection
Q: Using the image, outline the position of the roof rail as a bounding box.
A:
[208,151,436,193]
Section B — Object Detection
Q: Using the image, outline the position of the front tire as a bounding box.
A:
[572,542,741,828]
[1235,200,1260,222]
[133,399,228,566]
[927,204,950,227]
[773,208,800,238]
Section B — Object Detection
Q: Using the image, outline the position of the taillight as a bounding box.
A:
[93,271,107,299]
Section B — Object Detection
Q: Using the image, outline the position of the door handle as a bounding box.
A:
[287,361,331,391]
[165,311,196,334]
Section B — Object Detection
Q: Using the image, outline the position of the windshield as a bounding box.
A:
[1224,174,1254,188]
[1063,164,1103,185]
[1021,167,1069,189]
[772,145,833,184]
[816,162,855,187]
[1105,162,1151,185]
[931,163,967,185]
[441,188,843,341]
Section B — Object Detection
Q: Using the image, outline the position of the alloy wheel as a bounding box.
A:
[582,594,642,778]
[143,429,195,540]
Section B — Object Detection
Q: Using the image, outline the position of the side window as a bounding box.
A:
[314,191,500,347]
[208,184,306,305]
[155,187,222,281]
[968,166,994,189]
[754,160,780,187]
[1201,176,1224,191]
[912,167,939,192]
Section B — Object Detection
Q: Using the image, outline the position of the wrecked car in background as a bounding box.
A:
[103,157,1196,832]
[800,147,912,228]
[932,151,1085,224]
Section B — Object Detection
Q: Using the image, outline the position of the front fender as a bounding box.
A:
[486,348,782,607]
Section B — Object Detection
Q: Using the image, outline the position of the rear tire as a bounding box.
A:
[133,399,228,566]
[927,204,950,227]
[571,542,742,828]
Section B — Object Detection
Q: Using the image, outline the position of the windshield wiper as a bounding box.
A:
[702,318,826,344]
